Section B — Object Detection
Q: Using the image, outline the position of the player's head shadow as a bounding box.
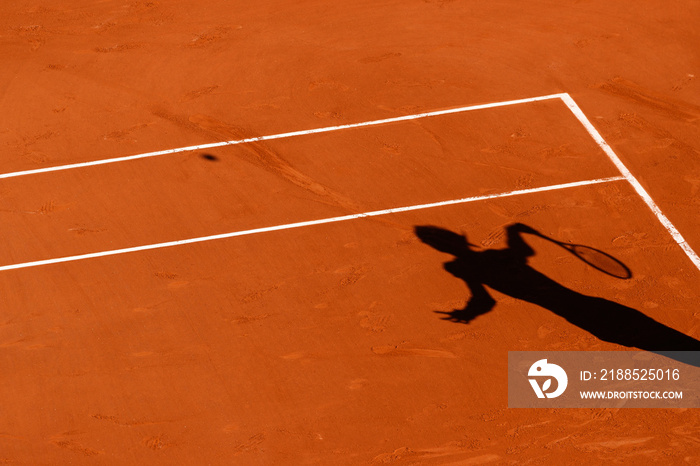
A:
[414,226,475,256]
[414,223,700,367]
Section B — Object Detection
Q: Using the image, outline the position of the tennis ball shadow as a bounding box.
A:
[201,153,219,161]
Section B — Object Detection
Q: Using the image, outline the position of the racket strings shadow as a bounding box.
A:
[552,243,632,279]
[415,223,700,366]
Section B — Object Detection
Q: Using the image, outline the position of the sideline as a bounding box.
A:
[0,94,567,180]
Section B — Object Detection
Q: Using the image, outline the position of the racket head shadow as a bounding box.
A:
[566,244,632,279]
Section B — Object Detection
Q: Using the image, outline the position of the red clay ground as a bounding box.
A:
[1,1,699,464]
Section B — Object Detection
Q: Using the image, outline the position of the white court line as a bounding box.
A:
[560,94,700,271]
[0,177,624,271]
[0,93,567,180]
[1,92,697,272]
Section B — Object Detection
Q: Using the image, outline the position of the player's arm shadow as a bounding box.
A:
[415,223,700,367]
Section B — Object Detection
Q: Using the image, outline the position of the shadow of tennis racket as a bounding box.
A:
[534,232,632,279]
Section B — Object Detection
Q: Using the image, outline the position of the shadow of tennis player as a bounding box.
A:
[415,223,700,366]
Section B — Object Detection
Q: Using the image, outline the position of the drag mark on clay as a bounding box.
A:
[358,310,391,332]
[187,26,236,48]
[180,85,220,102]
[373,445,500,464]
[50,432,101,457]
[188,114,362,212]
[359,52,402,64]
[69,226,106,235]
[91,413,178,427]
[338,266,369,286]
[229,313,271,324]
[143,435,171,451]
[577,437,654,451]
[598,77,700,121]
[103,123,150,142]
[52,440,101,457]
[371,345,456,358]
[241,283,282,303]
[233,433,266,455]
[93,43,142,53]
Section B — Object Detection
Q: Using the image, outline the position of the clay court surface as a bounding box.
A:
[2,1,699,464]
